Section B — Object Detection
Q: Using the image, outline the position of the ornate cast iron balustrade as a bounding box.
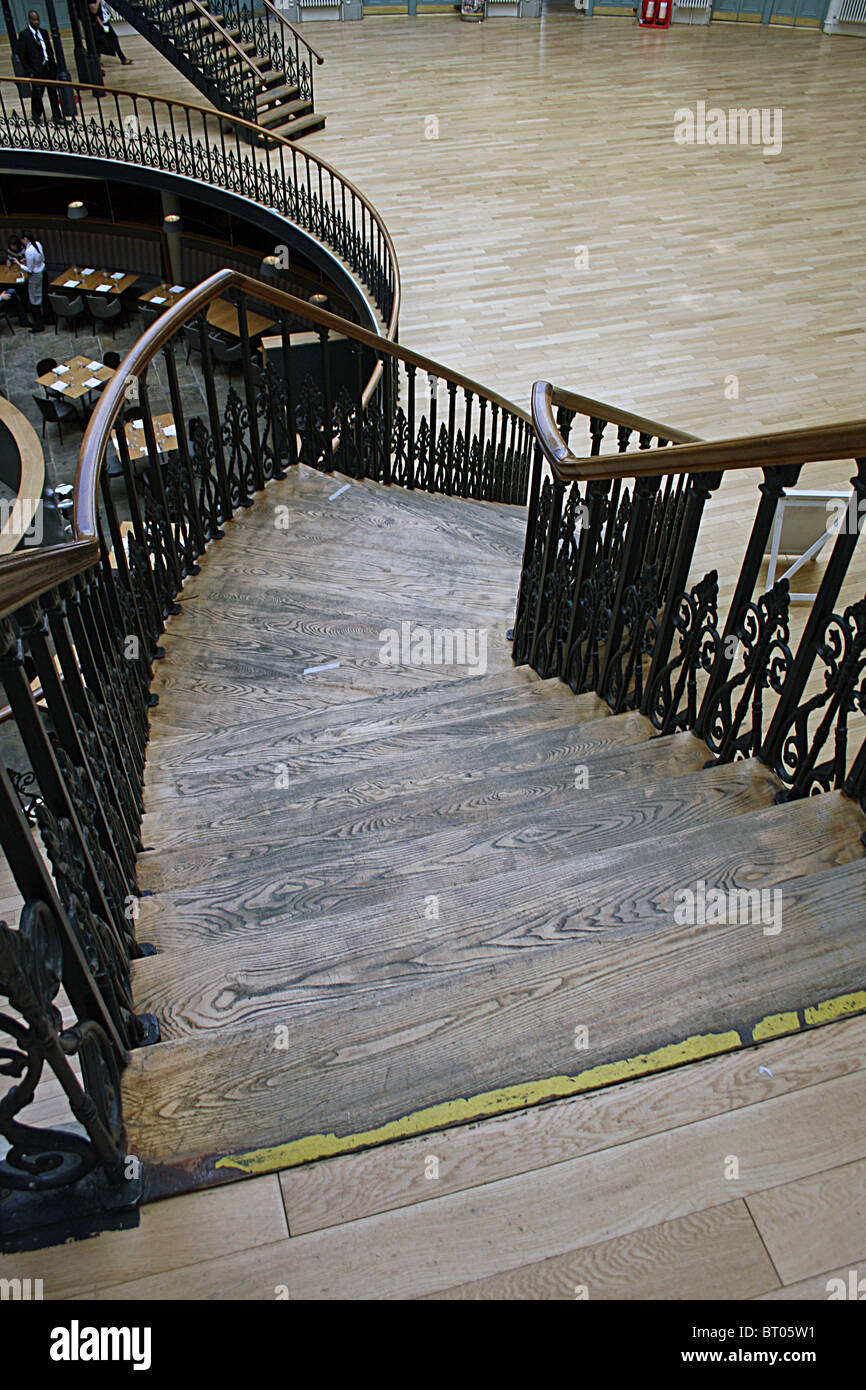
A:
[0,269,530,1242]
[0,77,397,337]
[206,0,324,108]
[98,0,323,133]
[515,380,866,820]
[111,0,261,123]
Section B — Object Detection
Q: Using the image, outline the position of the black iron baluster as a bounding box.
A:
[598,472,663,709]
[694,464,802,740]
[640,470,724,716]
[761,458,866,770]
[528,476,565,673]
[196,316,233,522]
[427,374,437,493]
[406,364,417,490]
[278,309,298,471]
[163,338,206,561]
[0,768,125,1058]
[234,290,265,492]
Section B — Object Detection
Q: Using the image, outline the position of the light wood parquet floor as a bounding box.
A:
[0,18,864,1299]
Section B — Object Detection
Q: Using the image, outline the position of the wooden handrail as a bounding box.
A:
[0,76,400,344]
[187,0,267,85]
[0,396,45,558]
[532,381,866,483]
[259,0,326,64]
[0,270,529,618]
[547,384,700,447]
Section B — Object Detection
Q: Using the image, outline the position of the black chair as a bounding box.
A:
[86,294,124,334]
[32,393,83,444]
[208,333,243,378]
[102,351,122,370]
[0,298,14,335]
[36,356,59,398]
[49,293,85,336]
[183,324,203,363]
[140,304,160,326]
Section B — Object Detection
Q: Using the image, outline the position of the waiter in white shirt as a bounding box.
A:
[19,233,46,333]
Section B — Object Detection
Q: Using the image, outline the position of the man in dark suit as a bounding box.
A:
[17,12,64,125]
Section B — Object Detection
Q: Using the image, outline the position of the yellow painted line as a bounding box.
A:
[752,1011,800,1042]
[214,989,866,1179]
[215,1030,740,1176]
[805,991,866,1027]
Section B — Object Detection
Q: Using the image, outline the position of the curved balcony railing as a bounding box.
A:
[0,77,399,339]
[0,269,531,1244]
[514,379,866,819]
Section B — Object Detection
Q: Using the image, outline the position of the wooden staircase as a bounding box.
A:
[122,464,866,1196]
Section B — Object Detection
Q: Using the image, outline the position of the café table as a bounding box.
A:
[51,267,139,296]
[140,283,187,311]
[0,265,26,286]
[36,354,116,406]
[207,298,275,341]
[113,412,178,463]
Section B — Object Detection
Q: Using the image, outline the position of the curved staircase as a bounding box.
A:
[0,266,862,1249]
[122,463,866,1194]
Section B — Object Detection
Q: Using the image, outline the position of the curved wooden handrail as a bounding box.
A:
[0,396,45,559]
[0,270,529,618]
[187,0,268,85]
[259,0,326,64]
[0,75,400,344]
[545,384,700,449]
[532,381,866,483]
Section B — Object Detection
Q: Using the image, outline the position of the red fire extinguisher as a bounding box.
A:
[638,0,656,22]
[655,0,672,24]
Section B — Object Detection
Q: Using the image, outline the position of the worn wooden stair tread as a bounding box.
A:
[267,110,327,138]
[143,754,783,895]
[135,786,865,972]
[123,855,866,1177]
[145,671,599,759]
[139,731,734,882]
[138,732,714,886]
[144,679,606,780]
[140,708,654,826]
[137,754,783,934]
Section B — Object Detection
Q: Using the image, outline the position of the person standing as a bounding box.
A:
[19,233,46,334]
[16,12,64,125]
[87,0,133,65]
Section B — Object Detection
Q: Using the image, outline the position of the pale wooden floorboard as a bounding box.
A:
[41,1067,866,1299]
[424,1202,780,1301]
[278,1014,866,1236]
[757,1259,866,1301]
[746,1156,866,1286]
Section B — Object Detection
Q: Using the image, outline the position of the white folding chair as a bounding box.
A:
[765,488,852,602]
